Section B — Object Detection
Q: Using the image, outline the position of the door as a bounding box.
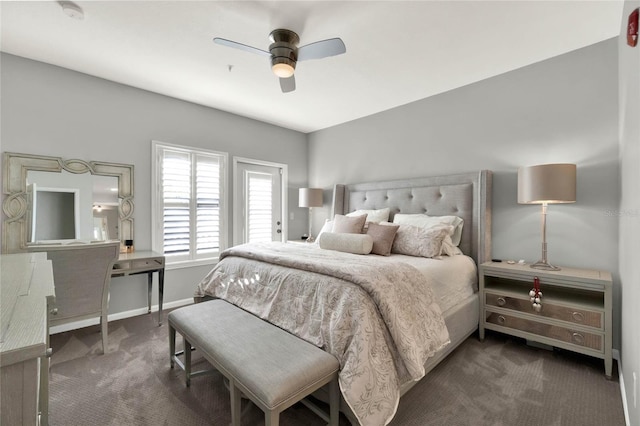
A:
[233,159,286,246]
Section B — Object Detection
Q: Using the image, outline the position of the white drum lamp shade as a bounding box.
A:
[518,163,576,271]
[299,188,323,242]
[518,164,576,205]
[298,188,323,208]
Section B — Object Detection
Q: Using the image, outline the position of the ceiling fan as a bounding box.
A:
[213,29,346,93]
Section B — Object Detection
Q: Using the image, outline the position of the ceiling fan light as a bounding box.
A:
[272,62,294,78]
[60,1,84,19]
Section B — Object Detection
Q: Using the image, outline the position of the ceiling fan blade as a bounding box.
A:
[280,75,296,93]
[297,38,346,61]
[213,37,270,57]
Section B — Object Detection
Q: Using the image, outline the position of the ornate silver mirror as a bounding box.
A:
[2,152,134,253]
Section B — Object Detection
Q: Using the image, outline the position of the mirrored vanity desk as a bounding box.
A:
[112,251,166,325]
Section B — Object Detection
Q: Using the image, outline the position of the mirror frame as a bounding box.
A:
[2,152,134,253]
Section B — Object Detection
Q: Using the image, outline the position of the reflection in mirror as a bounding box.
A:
[26,170,119,242]
[92,175,119,240]
[30,185,79,241]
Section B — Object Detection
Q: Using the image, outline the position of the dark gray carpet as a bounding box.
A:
[49,310,626,426]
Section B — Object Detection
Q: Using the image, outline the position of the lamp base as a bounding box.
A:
[530,260,561,271]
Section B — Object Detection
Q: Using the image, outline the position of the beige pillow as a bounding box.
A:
[318,232,373,255]
[332,214,367,234]
[366,222,399,256]
[393,213,464,246]
[391,224,452,258]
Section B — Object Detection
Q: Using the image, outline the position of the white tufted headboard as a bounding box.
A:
[331,171,492,265]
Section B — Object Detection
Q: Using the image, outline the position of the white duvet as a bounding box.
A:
[195,242,452,426]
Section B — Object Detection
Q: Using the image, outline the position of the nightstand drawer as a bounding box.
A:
[485,293,603,330]
[485,311,603,352]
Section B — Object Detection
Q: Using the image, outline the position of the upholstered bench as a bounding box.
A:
[168,299,340,426]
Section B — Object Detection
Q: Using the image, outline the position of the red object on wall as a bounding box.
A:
[628,8,639,47]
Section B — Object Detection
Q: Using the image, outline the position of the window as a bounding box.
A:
[152,141,227,267]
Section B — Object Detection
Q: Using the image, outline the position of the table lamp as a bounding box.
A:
[298,188,323,242]
[518,163,576,271]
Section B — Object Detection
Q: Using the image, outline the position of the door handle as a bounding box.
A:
[277,229,282,234]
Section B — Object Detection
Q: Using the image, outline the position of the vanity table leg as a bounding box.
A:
[158,268,165,326]
[147,272,153,314]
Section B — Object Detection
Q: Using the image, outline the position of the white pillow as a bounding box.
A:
[318,232,373,255]
[315,219,334,242]
[346,207,390,224]
[393,213,464,246]
[440,234,463,256]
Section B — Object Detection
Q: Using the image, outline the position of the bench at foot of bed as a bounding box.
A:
[168,299,340,426]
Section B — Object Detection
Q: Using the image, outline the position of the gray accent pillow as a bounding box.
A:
[391,224,452,258]
[332,214,367,234]
[366,222,399,256]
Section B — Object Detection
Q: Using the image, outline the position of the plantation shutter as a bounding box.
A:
[195,155,220,254]
[160,148,223,257]
[246,171,273,243]
[162,150,191,255]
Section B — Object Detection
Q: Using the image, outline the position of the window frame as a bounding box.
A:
[151,140,228,269]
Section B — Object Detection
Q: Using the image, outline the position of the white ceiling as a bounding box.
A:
[0,1,623,134]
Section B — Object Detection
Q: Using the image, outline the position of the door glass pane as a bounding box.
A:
[247,171,272,243]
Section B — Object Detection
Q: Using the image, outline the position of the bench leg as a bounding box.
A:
[184,337,192,387]
[230,378,242,426]
[329,378,339,426]
[265,410,279,426]
[169,325,176,368]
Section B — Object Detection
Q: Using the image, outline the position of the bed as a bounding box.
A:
[194,170,492,426]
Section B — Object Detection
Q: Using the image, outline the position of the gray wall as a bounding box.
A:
[618,0,639,423]
[0,53,308,315]
[309,39,621,348]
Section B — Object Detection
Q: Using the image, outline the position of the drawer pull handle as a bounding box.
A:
[50,307,58,315]
[497,315,506,324]
[571,333,585,345]
[496,297,506,306]
[572,311,584,322]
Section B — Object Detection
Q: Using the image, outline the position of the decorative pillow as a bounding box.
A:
[366,222,399,256]
[393,213,464,246]
[440,234,463,257]
[315,219,334,242]
[318,232,373,255]
[332,214,367,234]
[390,224,451,258]
[346,207,390,224]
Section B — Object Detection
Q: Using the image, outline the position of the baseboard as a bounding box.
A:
[613,350,631,426]
[50,298,194,334]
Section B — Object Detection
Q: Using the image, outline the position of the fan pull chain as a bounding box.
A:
[529,276,543,312]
